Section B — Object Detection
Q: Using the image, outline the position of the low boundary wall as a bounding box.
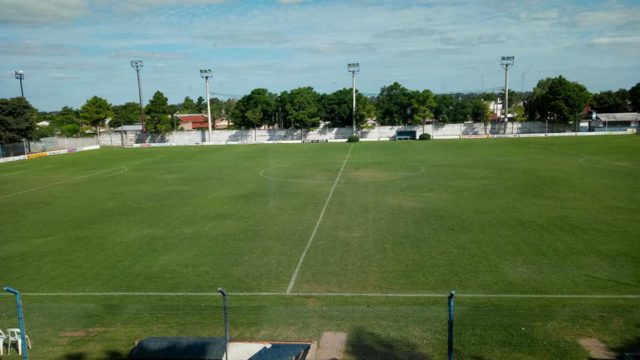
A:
[97,122,635,148]
[0,144,100,164]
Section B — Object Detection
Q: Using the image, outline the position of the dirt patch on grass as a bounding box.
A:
[317,331,347,360]
[60,328,113,338]
[579,338,616,359]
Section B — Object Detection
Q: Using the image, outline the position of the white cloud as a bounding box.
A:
[109,50,186,60]
[591,35,640,46]
[0,0,89,24]
[0,0,225,24]
[0,40,80,56]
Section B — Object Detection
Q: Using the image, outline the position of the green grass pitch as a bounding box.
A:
[1,136,639,359]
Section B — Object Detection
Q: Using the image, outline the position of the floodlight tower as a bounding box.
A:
[130,60,146,133]
[500,56,515,121]
[348,63,360,135]
[14,70,25,98]
[200,69,213,142]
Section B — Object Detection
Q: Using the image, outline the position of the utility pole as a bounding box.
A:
[348,63,360,136]
[14,71,25,98]
[500,56,515,121]
[130,60,146,134]
[200,69,213,142]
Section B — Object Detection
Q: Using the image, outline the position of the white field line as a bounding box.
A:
[2,292,639,299]
[286,144,354,294]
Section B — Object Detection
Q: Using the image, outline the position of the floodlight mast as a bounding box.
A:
[14,71,25,98]
[200,69,213,142]
[348,63,360,135]
[500,56,515,121]
[130,60,146,134]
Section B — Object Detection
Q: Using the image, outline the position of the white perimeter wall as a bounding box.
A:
[97,122,634,146]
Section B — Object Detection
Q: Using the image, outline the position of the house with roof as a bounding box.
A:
[591,112,639,132]
[177,114,231,130]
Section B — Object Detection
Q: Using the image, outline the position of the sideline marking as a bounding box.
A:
[4,292,639,299]
[286,144,354,294]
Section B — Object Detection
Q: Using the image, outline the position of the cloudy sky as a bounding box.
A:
[1,0,639,111]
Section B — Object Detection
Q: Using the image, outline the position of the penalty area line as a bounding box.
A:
[286,144,354,294]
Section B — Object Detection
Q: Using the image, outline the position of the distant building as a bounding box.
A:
[177,114,209,130]
[591,112,639,132]
[177,114,231,130]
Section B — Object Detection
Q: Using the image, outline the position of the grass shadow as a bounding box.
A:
[614,327,640,359]
[346,327,431,360]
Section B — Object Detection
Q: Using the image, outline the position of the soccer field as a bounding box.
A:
[1,136,639,359]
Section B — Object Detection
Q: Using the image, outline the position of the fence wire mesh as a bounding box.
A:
[1,295,638,359]
[0,295,451,360]
[0,137,98,158]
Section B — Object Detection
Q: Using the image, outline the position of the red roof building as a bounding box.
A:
[176,114,231,130]
[177,114,209,130]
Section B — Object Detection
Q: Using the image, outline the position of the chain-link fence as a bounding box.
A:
[1,294,638,359]
[0,294,450,360]
[0,137,98,158]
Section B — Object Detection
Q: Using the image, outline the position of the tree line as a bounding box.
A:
[1,77,639,143]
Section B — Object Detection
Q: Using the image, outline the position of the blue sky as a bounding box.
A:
[1,0,639,111]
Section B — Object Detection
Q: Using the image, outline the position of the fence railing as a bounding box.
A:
[0,137,98,158]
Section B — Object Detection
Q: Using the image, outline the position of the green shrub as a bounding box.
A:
[419,133,431,140]
[347,135,360,143]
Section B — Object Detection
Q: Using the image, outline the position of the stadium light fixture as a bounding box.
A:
[499,56,515,121]
[130,60,146,135]
[14,70,25,98]
[348,63,360,135]
[217,288,229,360]
[200,69,213,142]
[4,287,28,360]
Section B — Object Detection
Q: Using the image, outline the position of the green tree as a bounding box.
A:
[513,105,526,122]
[179,96,200,114]
[278,87,322,129]
[48,106,81,136]
[80,96,113,134]
[375,82,416,125]
[410,89,436,124]
[0,97,39,143]
[111,102,141,129]
[526,76,591,123]
[592,89,630,113]
[209,98,227,127]
[145,91,172,133]
[468,97,490,122]
[232,88,277,129]
[627,82,640,112]
[319,89,372,128]
[196,96,206,113]
[433,94,456,123]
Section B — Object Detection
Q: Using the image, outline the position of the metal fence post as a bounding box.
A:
[218,288,229,360]
[4,287,28,360]
[448,290,455,360]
